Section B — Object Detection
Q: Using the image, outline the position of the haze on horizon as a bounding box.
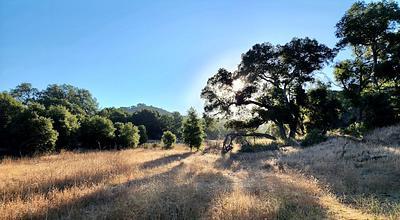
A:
[1,0,359,113]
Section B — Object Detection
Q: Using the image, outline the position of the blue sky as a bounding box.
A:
[1,0,359,113]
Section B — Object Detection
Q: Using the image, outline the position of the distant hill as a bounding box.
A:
[119,103,171,115]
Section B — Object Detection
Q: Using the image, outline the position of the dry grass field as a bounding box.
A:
[1,126,399,220]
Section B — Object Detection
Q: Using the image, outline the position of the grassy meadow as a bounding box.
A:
[1,126,399,220]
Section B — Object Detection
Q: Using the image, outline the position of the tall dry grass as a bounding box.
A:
[281,125,400,218]
[1,126,399,219]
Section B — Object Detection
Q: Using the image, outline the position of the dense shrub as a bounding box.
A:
[79,115,115,149]
[161,131,176,149]
[114,122,140,148]
[301,129,327,147]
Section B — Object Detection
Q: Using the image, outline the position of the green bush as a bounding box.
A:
[344,122,367,137]
[161,131,176,149]
[301,129,327,147]
[114,122,140,148]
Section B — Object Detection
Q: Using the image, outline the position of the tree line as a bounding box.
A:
[201,0,400,145]
[0,83,206,156]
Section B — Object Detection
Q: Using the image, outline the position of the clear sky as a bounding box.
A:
[1,0,360,113]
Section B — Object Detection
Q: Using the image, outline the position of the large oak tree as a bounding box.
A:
[201,38,335,140]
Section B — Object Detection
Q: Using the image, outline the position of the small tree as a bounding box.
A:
[79,115,115,149]
[161,131,176,149]
[183,108,204,151]
[114,122,140,148]
[138,125,148,144]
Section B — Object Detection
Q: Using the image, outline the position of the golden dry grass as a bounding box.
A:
[1,126,399,219]
[281,125,400,219]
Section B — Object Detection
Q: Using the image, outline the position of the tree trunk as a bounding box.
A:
[277,122,287,140]
[289,124,297,139]
[371,44,380,90]
[221,132,276,154]
[358,71,363,122]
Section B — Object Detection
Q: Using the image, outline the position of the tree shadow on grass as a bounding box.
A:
[214,151,278,171]
[244,174,329,219]
[25,161,233,219]
[139,152,193,169]
[213,152,330,219]
[4,152,194,218]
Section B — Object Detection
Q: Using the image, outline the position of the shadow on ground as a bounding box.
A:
[139,152,193,169]
[24,154,233,219]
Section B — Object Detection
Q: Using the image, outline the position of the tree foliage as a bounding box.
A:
[0,92,24,132]
[203,116,231,140]
[362,92,397,129]
[335,0,400,124]
[183,108,204,150]
[304,83,342,133]
[79,115,115,149]
[159,111,183,139]
[114,122,140,148]
[137,125,148,145]
[10,83,39,104]
[9,108,58,156]
[0,93,24,152]
[46,105,79,150]
[161,131,176,149]
[38,84,99,115]
[99,107,128,123]
[130,109,163,140]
